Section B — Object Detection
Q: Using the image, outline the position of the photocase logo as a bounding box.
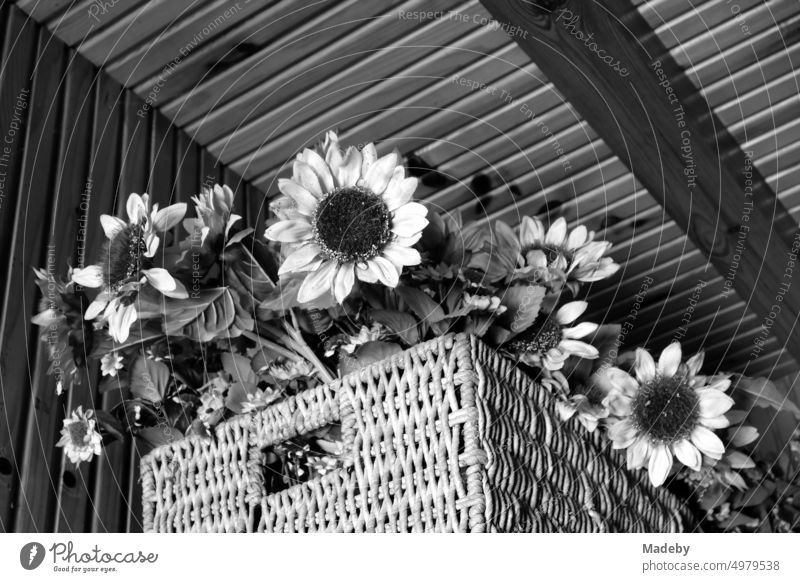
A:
[20,542,46,570]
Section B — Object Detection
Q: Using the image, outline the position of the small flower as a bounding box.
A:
[517,216,619,286]
[604,343,735,487]
[266,358,315,381]
[462,292,506,314]
[57,406,102,465]
[100,352,124,377]
[240,387,281,414]
[197,388,226,424]
[183,184,242,246]
[506,301,599,370]
[71,193,188,342]
[265,131,428,304]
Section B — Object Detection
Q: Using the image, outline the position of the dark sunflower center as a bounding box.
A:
[312,187,391,263]
[67,420,89,444]
[103,225,147,289]
[508,321,562,354]
[631,375,699,443]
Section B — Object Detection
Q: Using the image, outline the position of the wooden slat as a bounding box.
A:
[221,1,489,171]
[14,0,73,22]
[56,71,124,533]
[163,0,416,128]
[89,91,145,534]
[104,0,278,86]
[147,111,176,205]
[13,27,68,533]
[46,0,146,47]
[175,128,199,204]
[481,0,800,365]
[0,6,38,532]
[230,27,511,178]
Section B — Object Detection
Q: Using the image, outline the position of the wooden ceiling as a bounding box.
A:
[13,0,800,378]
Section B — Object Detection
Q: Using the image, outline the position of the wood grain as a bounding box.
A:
[479,0,800,364]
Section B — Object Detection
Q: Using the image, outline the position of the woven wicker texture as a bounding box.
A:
[141,334,688,532]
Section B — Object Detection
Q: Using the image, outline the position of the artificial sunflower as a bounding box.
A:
[57,406,103,465]
[604,343,734,487]
[182,183,242,247]
[505,300,599,370]
[265,131,428,304]
[71,193,188,342]
[516,216,619,286]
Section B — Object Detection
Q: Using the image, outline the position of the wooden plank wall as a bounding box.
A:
[0,2,260,532]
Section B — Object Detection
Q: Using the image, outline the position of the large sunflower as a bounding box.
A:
[604,343,734,487]
[505,300,599,371]
[517,216,619,285]
[265,132,428,304]
[71,193,187,342]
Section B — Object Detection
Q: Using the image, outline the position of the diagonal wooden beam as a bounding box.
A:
[480,0,800,366]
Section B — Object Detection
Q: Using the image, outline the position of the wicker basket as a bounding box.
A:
[140,333,689,532]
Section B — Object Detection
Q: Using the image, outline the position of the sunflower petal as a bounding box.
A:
[337,146,363,188]
[627,436,651,469]
[657,342,682,377]
[84,298,109,320]
[363,152,398,195]
[555,300,587,325]
[126,193,147,223]
[368,256,400,287]
[634,348,656,383]
[143,268,177,293]
[672,439,702,471]
[697,388,735,418]
[392,213,428,237]
[648,444,673,487]
[300,149,334,192]
[544,217,568,247]
[559,339,599,359]
[360,143,378,176]
[562,322,598,339]
[265,219,313,243]
[333,263,355,304]
[690,426,726,460]
[726,450,755,469]
[100,215,126,239]
[519,216,545,247]
[152,203,187,232]
[608,418,636,448]
[278,244,321,276]
[72,265,104,288]
[384,174,417,212]
[293,161,325,198]
[566,224,588,250]
[381,244,421,267]
[278,179,319,215]
[297,262,336,303]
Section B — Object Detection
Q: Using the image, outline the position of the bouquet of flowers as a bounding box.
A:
[33,131,800,530]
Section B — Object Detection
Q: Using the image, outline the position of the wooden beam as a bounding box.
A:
[479,0,800,367]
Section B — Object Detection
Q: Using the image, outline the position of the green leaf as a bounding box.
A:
[741,481,776,508]
[138,426,181,449]
[395,286,446,323]
[225,381,259,414]
[129,357,171,403]
[94,410,126,442]
[370,309,420,345]
[733,376,800,418]
[221,352,257,385]
[500,284,546,337]
[351,341,403,369]
[90,326,164,359]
